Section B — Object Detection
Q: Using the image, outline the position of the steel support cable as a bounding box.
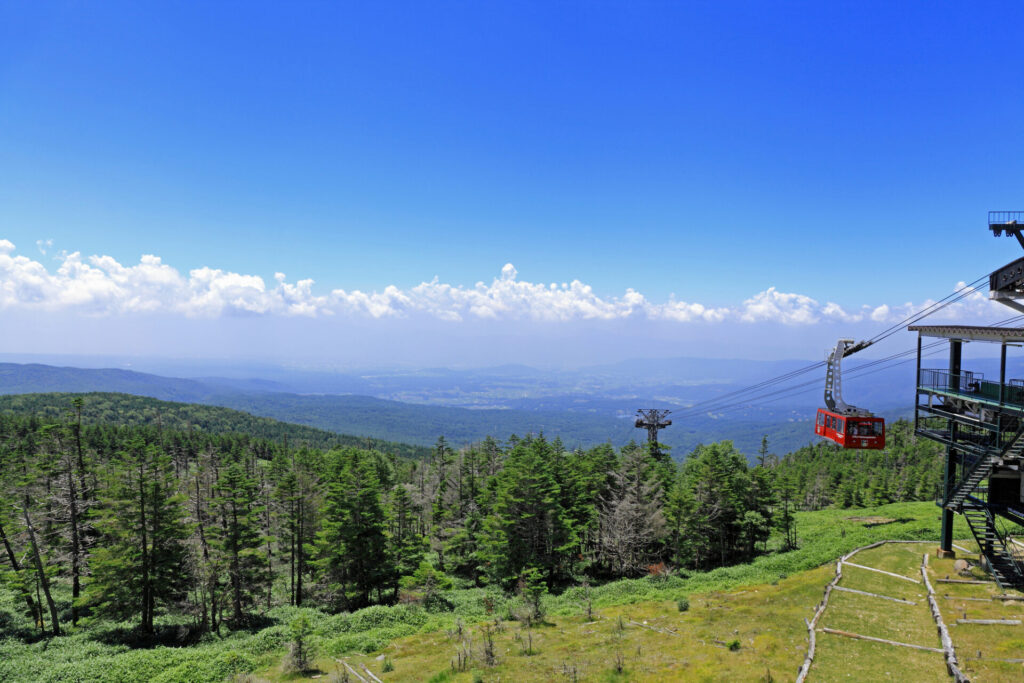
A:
[673,341,943,418]
[695,312,1024,417]
[711,345,948,414]
[680,343,947,417]
[668,361,826,417]
[741,349,948,411]
[669,276,992,419]
[867,275,989,345]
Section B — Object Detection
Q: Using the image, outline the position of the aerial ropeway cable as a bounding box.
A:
[672,275,992,422]
[692,340,950,416]
[671,276,1019,451]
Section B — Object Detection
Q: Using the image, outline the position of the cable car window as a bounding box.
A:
[837,418,845,433]
[817,412,824,426]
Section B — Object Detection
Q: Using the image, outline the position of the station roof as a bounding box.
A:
[908,324,1024,343]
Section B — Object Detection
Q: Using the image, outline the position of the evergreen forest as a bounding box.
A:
[0,393,946,650]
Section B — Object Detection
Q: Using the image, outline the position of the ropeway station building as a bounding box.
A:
[910,212,1024,588]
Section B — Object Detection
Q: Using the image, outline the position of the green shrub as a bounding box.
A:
[677,597,689,612]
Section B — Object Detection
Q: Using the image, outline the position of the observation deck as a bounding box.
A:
[910,323,1024,586]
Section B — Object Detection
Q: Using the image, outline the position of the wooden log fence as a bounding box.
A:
[921,553,969,683]
[794,540,933,683]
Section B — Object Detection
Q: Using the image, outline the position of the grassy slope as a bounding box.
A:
[2,501,1002,683]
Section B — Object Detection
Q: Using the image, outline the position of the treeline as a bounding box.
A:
[773,419,945,510]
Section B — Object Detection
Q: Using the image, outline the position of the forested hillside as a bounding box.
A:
[0,363,215,401]
[0,390,946,639]
[774,419,945,509]
[0,392,430,459]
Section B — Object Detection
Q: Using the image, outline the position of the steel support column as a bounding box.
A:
[915,334,922,434]
[939,339,962,556]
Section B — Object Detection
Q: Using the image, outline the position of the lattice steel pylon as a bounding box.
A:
[635,408,672,458]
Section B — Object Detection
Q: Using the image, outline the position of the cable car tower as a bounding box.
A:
[635,408,671,458]
[910,211,1024,587]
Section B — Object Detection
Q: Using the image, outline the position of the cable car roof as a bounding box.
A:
[908,324,1024,343]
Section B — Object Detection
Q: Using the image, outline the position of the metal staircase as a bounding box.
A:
[946,426,1024,509]
[961,499,1024,589]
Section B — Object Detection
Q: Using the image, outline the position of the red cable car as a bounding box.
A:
[814,339,886,450]
[814,410,885,449]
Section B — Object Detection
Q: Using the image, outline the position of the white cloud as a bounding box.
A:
[739,287,820,325]
[0,240,1010,326]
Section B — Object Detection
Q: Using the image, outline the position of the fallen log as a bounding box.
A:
[628,620,679,636]
[942,595,994,602]
[937,578,992,585]
[336,660,368,683]
[361,663,384,683]
[832,585,917,605]
[819,627,943,653]
[956,618,1022,625]
[843,561,921,583]
[965,656,1024,663]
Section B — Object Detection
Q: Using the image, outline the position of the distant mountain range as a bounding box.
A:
[0,353,952,458]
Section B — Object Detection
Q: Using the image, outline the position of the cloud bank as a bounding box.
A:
[0,239,1002,326]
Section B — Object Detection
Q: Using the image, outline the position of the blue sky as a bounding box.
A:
[2,2,1023,366]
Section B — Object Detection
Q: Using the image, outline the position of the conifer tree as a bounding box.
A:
[479,436,573,586]
[211,460,270,624]
[85,439,189,633]
[598,443,666,575]
[314,449,392,609]
[387,483,426,582]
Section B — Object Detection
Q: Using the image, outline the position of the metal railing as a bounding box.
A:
[990,211,1024,229]
[919,369,1024,407]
